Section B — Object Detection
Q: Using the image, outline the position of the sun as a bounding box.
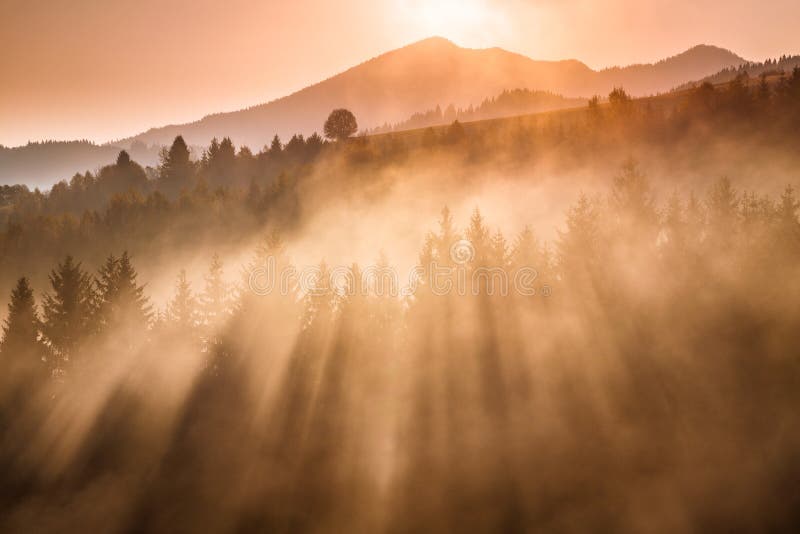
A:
[396,0,498,45]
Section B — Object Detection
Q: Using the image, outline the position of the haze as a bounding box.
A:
[2,0,799,147]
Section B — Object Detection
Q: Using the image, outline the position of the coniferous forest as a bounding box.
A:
[2,70,800,533]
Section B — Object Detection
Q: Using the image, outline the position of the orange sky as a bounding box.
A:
[1,0,798,147]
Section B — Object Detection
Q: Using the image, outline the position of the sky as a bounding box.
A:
[1,0,799,147]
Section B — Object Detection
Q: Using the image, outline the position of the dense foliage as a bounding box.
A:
[2,72,800,531]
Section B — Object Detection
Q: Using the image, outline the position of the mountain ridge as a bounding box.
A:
[117,37,746,150]
[1,38,749,187]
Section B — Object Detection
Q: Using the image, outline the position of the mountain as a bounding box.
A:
[2,38,747,187]
[119,38,746,150]
[593,44,748,94]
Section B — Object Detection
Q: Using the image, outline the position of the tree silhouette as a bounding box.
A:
[324,109,358,141]
[444,120,466,144]
[466,207,490,266]
[41,256,93,369]
[167,269,199,334]
[114,252,152,324]
[0,278,43,367]
[94,252,151,333]
[610,159,658,238]
[158,135,194,197]
[200,254,230,348]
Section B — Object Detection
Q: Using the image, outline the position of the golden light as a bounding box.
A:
[396,0,499,45]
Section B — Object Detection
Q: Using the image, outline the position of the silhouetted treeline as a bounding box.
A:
[675,54,800,90]
[368,89,587,134]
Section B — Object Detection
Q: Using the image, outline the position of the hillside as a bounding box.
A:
[1,38,747,187]
[119,38,746,150]
[0,141,162,189]
[675,54,800,90]
[0,142,123,189]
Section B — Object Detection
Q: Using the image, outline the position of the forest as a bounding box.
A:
[2,69,800,532]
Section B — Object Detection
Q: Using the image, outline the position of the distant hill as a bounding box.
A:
[369,89,588,134]
[0,141,166,189]
[675,54,800,90]
[0,142,124,189]
[118,38,746,150]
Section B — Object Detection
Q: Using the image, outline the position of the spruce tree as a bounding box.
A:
[93,253,120,331]
[200,254,230,344]
[167,269,198,332]
[41,256,93,368]
[115,252,152,326]
[0,278,44,369]
[158,135,194,197]
[466,208,490,266]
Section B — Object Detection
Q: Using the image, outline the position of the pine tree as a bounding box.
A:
[167,269,199,332]
[269,135,283,157]
[757,73,772,103]
[158,135,194,197]
[93,253,120,331]
[663,192,687,253]
[300,261,333,330]
[114,252,152,327]
[41,256,93,369]
[512,227,541,269]
[610,159,658,237]
[776,185,800,246]
[93,252,151,335]
[0,278,44,370]
[490,229,510,268]
[466,208,490,266]
[435,206,458,265]
[200,254,230,344]
[557,194,602,280]
[706,176,739,248]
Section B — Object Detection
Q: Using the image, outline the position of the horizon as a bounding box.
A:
[2,0,799,147]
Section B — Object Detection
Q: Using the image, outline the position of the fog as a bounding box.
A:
[2,81,800,532]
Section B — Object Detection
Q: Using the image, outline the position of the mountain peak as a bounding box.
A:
[665,44,746,66]
[116,39,751,150]
[400,36,460,52]
[411,36,458,46]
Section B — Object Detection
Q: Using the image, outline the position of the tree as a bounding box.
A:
[167,269,199,333]
[114,252,152,326]
[465,207,490,266]
[0,278,43,367]
[588,95,602,122]
[435,206,458,266]
[324,109,358,141]
[201,137,236,188]
[200,254,230,344]
[707,177,739,233]
[93,252,151,333]
[158,135,194,197]
[94,253,120,331]
[610,159,658,233]
[776,185,800,245]
[95,150,148,200]
[557,194,603,282]
[444,120,466,144]
[608,87,632,117]
[41,256,93,369]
